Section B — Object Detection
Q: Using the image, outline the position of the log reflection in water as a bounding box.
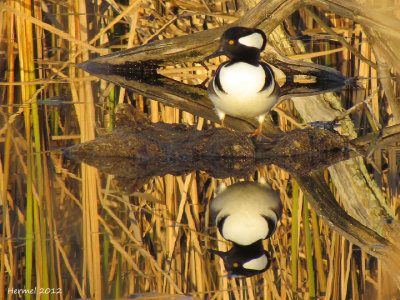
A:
[64,103,400,273]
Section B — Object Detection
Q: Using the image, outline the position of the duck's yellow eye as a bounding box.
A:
[233,262,239,267]
[228,40,235,45]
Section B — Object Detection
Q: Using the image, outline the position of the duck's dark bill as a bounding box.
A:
[203,49,224,62]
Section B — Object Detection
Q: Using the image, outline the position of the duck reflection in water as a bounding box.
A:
[209,179,282,277]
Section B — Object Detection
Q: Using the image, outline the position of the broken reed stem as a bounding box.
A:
[364,101,382,132]
[54,236,85,297]
[332,88,379,123]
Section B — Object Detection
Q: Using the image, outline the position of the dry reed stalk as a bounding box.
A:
[265,270,281,299]
[68,0,101,297]
[215,222,229,300]
[344,243,353,298]
[288,47,346,60]
[323,232,335,300]
[351,257,360,299]
[2,3,103,54]
[303,199,316,298]
[0,76,98,85]
[229,278,241,300]
[55,235,84,297]
[98,216,144,276]
[153,180,164,294]
[184,202,205,294]
[165,175,188,270]
[117,5,140,104]
[43,155,58,295]
[291,180,300,294]
[310,209,326,293]
[340,239,348,298]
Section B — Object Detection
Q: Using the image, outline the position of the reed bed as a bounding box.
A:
[0,0,399,299]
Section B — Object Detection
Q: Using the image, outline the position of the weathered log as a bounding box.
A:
[64,104,351,160]
[64,105,255,159]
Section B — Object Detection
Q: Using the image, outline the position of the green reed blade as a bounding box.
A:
[25,149,33,300]
[291,180,299,294]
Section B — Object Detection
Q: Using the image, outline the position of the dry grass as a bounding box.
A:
[0,0,399,299]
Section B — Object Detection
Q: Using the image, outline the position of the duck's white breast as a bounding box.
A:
[221,213,269,246]
[219,62,265,96]
[212,62,277,118]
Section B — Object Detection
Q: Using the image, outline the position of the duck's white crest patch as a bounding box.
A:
[238,32,264,49]
[243,254,268,270]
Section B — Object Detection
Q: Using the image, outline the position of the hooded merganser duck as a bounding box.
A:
[210,179,282,246]
[203,26,280,139]
[208,241,271,277]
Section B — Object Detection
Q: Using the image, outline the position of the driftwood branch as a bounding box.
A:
[294,171,400,273]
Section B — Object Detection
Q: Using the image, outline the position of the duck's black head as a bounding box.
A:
[209,241,272,278]
[204,27,267,63]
